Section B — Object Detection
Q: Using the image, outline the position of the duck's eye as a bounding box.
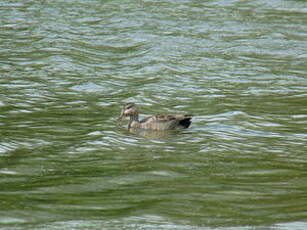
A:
[125,104,134,109]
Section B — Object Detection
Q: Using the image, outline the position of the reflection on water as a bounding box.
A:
[127,127,193,140]
[1,0,307,229]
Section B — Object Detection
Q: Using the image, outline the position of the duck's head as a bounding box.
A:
[118,103,138,121]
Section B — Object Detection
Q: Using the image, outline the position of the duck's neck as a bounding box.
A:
[129,113,139,122]
[128,113,139,129]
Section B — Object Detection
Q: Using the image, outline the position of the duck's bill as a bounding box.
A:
[117,112,125,122]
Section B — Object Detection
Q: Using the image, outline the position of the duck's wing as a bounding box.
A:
[140,114,175,123]
[140,114,192,130]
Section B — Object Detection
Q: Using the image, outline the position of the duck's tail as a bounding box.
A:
[178,115,192,128]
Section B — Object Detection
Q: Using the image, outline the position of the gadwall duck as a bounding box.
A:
[118,103,192,130]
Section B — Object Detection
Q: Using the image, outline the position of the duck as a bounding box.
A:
[117,103,192,130]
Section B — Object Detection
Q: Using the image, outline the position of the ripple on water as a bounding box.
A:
[1,0,307,229]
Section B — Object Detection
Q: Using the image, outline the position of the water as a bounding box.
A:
[1,0,307,229]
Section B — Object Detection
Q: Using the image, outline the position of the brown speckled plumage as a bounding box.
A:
[118,103,192,130]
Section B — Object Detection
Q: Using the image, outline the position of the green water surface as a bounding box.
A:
[1,0,307,229]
